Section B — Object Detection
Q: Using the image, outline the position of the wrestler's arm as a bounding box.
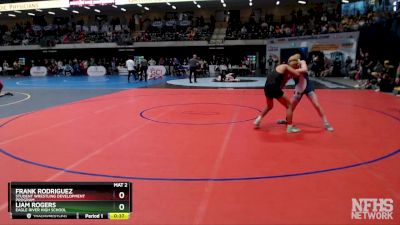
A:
[296,60,308,74]
[285,65,302,78]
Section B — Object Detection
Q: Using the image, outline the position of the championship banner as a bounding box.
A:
[266,32,359,66]
[0,0,69,12]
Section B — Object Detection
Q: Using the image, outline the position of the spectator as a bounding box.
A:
[331,57,342,77]
[57,60,64,75]
[311,54,322,77]
[64,61,73,76]
[360,51,373,80]
[173,57,181,76]
[2,60,9,75]
[344,56,353,78]
[383,60,395,78]
[72,59,81,75]
[13,60,20,70]
[377,73,394,92]
[148,58,156,66]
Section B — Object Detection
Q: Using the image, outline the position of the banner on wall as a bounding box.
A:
[87,66,106,76]
[70,0,115,6]
[0,0,69,12]
[30,66,47,76]
[266,32,360,66]
[115,0,206,5]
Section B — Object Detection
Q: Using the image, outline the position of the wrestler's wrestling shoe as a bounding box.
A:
[325,123,334,132]
[253,116,261,128]
[287,125,301,133]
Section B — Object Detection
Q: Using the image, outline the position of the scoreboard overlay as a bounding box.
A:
[8,182,132,220]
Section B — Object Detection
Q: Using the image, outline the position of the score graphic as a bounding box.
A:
[8,182,132,220]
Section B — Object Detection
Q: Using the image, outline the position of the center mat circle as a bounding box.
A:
[140,103,261,125]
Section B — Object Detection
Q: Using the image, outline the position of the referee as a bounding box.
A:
[189,54,199,83]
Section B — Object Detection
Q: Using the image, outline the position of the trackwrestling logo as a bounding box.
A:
[351,198,394,220]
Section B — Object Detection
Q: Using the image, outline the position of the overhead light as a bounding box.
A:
[60,7,68,11]
[342,0,349,3]
[14,10,22,13]
[27,12,35,16]
[276,1,280,5]
[8,14,16,17]
[137,3,142,7]
[249,0,252,2]
[121,8,126,11]
[84,6,90,9]
[221,0,224,3]
[197,4,201,8]
[223,3,226,7]
[166,2,171,5]
[48,11,55,15]
[35,9,42,12]
[94,9,100,13]
[112,4,118,8]
[298,0,306,4]
[144,6,149,10]
[72,10,79,14]
[249,2,252,6]
[193,1,197,4]
[172,5,176,9]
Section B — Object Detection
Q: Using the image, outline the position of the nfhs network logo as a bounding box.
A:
[351,198,394,220]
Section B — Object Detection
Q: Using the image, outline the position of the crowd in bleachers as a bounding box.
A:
[1,7,398,45]
[226,8,397,40]
[1,4,399,94]
[137,16,214,42]
[0,14,215,46]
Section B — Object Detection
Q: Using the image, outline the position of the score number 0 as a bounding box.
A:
[118,191,126,211]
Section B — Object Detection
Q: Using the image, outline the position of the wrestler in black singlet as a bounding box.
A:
[264,70,285,98]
